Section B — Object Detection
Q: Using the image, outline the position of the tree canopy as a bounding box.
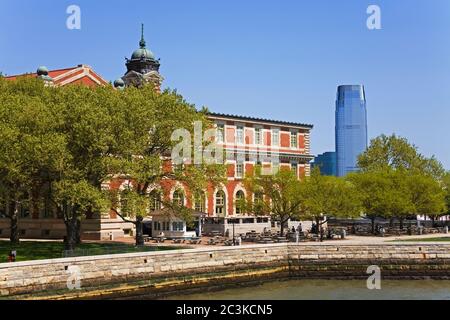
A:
[358,134,445,179]
[0,77,226,248]
[353,134,448,231]
[242,167,362,235]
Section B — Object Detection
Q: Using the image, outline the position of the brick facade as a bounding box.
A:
[2,63,314,239]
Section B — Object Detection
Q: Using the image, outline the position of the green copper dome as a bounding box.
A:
[37,66,49,76]
[131,48,155,60]
[130,23,155,60]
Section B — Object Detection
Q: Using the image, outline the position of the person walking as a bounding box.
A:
[8,250,16,263]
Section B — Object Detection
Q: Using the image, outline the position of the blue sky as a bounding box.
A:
[1,0,449,169]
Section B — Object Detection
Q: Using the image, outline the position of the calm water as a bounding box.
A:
[164,280,450,300]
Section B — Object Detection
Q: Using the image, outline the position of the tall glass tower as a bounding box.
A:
[335,85,368,177]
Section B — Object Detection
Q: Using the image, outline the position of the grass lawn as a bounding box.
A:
[394,237,450,242]
[0,241,179,263]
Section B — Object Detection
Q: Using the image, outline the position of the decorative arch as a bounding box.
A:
[213,184,229,217]
[170,183,187,207]
[233,184,248,215]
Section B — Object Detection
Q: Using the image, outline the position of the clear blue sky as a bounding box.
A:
[1,0,449,169]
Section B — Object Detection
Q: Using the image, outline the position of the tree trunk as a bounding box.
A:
[135,216,144,246]
[75,219,82,245]
[9,201,20,245]
[315,217,320,236]
[64,217,79,251]
[389,217,394,228]
[399,218,404,230]
[31,183,40,219]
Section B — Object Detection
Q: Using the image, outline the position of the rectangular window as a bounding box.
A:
[272,129,280,147]
[291,162,298,176]
[290,131,298,148]
[172,222,184,231]
[236,162,244,178]
[236,126,244,144]
[194,193,205,212]
[216,124,224,143]
[255,128,262,145]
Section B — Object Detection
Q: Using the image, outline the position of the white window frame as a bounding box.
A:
[235,162,244,179]
[236,125,244,145]
[272,128,280,147]
[215,190,226,216]
[290,131,298,148]
[291,162,298,176]
[216,123,225,143]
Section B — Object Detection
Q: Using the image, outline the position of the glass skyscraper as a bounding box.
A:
[313,152,337,176]
[335,85,368,177]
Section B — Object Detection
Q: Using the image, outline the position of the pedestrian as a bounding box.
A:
[8,250,16,263]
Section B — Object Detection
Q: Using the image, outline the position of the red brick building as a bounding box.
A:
[4,64,109,87]
[1,29,313,240]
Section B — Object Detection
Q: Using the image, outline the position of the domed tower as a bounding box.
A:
[119,24,163,90]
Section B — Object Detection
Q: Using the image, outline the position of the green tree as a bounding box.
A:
[348,170,393,234]
[349,169,416,231]
[300,168,362,234]
[48,84,115,250]
[106,85,226,245]
[0,78,115,249]
[444,172,450,215]
[358,134,445,179]
[408,173,447,227]
[52,180,107,250]
[357,134,447,229]
[0,78,67,244]
[242,166,304,236]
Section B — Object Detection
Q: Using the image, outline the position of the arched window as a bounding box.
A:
[149,190,162,212]
[173,189,184,207]
[235,190,245,215]
[215,190,226,216]
[194,191,206,212]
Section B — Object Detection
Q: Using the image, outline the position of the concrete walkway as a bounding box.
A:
[342,233,450,245]
[3,233,449,248]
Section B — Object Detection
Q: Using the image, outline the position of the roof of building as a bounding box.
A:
[4,65,109,87]
[207,112,314,129]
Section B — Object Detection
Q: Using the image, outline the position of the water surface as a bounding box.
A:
[164,280,450,300]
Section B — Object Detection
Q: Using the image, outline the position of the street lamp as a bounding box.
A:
[232,219,236,246]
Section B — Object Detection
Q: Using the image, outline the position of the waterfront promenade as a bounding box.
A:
[108,233,450,248]
[1,240,449,300]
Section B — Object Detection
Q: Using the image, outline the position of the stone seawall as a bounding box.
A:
[1,244,449,299]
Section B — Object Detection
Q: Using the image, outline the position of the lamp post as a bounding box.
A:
[232,219,236,246]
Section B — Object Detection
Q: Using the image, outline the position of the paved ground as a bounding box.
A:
[109,233,450,248]
[8,233,450,249]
